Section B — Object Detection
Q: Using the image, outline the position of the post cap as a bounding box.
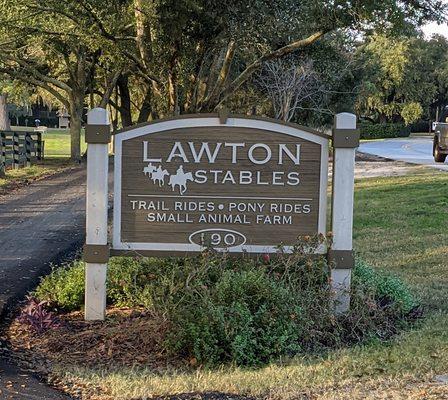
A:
[87,107,110,125]
[334,112,356,130]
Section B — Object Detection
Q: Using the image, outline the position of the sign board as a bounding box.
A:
[113,116,329,254]
[84,110,358,320]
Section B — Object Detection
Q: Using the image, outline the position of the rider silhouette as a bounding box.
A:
[176,165,184,175]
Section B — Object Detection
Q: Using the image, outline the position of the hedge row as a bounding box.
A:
[409,120,431,133]
[359,122,411,140]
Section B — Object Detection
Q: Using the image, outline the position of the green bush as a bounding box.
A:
[359,122,411,139]
[409,120,430,133]
[35,260,85,311]
[168,268,304,365]
[352,259,417,314]
[35,257,184,311]
[34,239,417,366]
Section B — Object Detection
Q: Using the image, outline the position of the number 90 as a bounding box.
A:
[202,232,237,246]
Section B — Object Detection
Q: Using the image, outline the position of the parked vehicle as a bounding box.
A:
[433,106,448,163]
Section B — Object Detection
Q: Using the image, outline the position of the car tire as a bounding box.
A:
[434,139,447,163]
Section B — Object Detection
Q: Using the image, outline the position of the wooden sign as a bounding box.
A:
[112,116,329,254]
[84,110,358,320]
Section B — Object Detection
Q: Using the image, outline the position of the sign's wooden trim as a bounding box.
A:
[332,128,360,148]
[327,249,354,269]
[85,124,111,144]
[110,248,328,259]
[114,114,331,140]
[84,244,110,263]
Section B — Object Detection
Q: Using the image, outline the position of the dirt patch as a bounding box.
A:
[151,393,257,400]
[328,151,426,180]
[0,163,79,196]
[354,161,425,179]
[354,151,427,179]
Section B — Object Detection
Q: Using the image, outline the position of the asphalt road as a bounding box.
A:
[0,166,88,399]
[0,167,86,316]
[358,136,448,171]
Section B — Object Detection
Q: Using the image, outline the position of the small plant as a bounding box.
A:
[352,259,418,314]
[18,296,61,334]
[34,260,85,311]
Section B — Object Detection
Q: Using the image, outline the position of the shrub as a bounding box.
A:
[409,120,430,133]
[352,259,417,314]
[34,260,85,312]
[167,267,304,366]
[359,122,411,139]
[34,238,417,366]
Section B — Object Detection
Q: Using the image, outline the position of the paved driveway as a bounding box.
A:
[0,164,114,399]
[358,136,448,171]
[0,167,86,316]
[0,167,89,399]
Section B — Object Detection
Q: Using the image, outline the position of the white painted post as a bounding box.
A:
[84,108,110,321]
[330,112,359,313]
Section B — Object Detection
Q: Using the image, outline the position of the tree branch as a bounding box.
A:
[216,30,327,109]
[99,69,122,108]
[0,67,69,107]
[1,54,72,92]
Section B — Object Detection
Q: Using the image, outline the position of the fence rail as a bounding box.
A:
[0,131,44,174]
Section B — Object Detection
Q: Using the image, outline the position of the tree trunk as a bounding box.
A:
[0,94,11,131]
[69,91,83,162]
[137,87,153,123]
[117,75,133,127]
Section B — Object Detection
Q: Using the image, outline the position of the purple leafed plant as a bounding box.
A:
[18,296,61,334]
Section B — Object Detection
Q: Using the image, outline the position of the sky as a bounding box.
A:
[422,21,448,38]
[422,0,448,38]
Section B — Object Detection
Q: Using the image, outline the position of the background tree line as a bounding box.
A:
[0,0,446,160]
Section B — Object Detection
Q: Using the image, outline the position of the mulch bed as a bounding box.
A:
[6,308,182,372]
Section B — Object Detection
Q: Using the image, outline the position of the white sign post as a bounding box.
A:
[84,108,110,321]
[329,112,359,313]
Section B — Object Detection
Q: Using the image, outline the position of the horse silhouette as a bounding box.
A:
[151,166,169,187]
[143,163,156,176]
[169,169,193,195]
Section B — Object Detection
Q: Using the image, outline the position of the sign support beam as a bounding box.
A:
[84,108,110,321]
[330,112,359,313]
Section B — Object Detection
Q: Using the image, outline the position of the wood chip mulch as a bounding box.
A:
[6,308,182,372]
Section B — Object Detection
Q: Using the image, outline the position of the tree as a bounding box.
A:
[255,58,323,122]
[0,0,445,152]
[0,2,121,161]
[0,94,10,130]
[356,33,448,124]
[5,0,442,123]
[254,32,359,125]
[417,35,448,121]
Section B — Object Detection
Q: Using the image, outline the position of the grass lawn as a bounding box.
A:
[42,129,86,158]
[11,126,86,157]
[48,169,448,399]
[0,129,84,193]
